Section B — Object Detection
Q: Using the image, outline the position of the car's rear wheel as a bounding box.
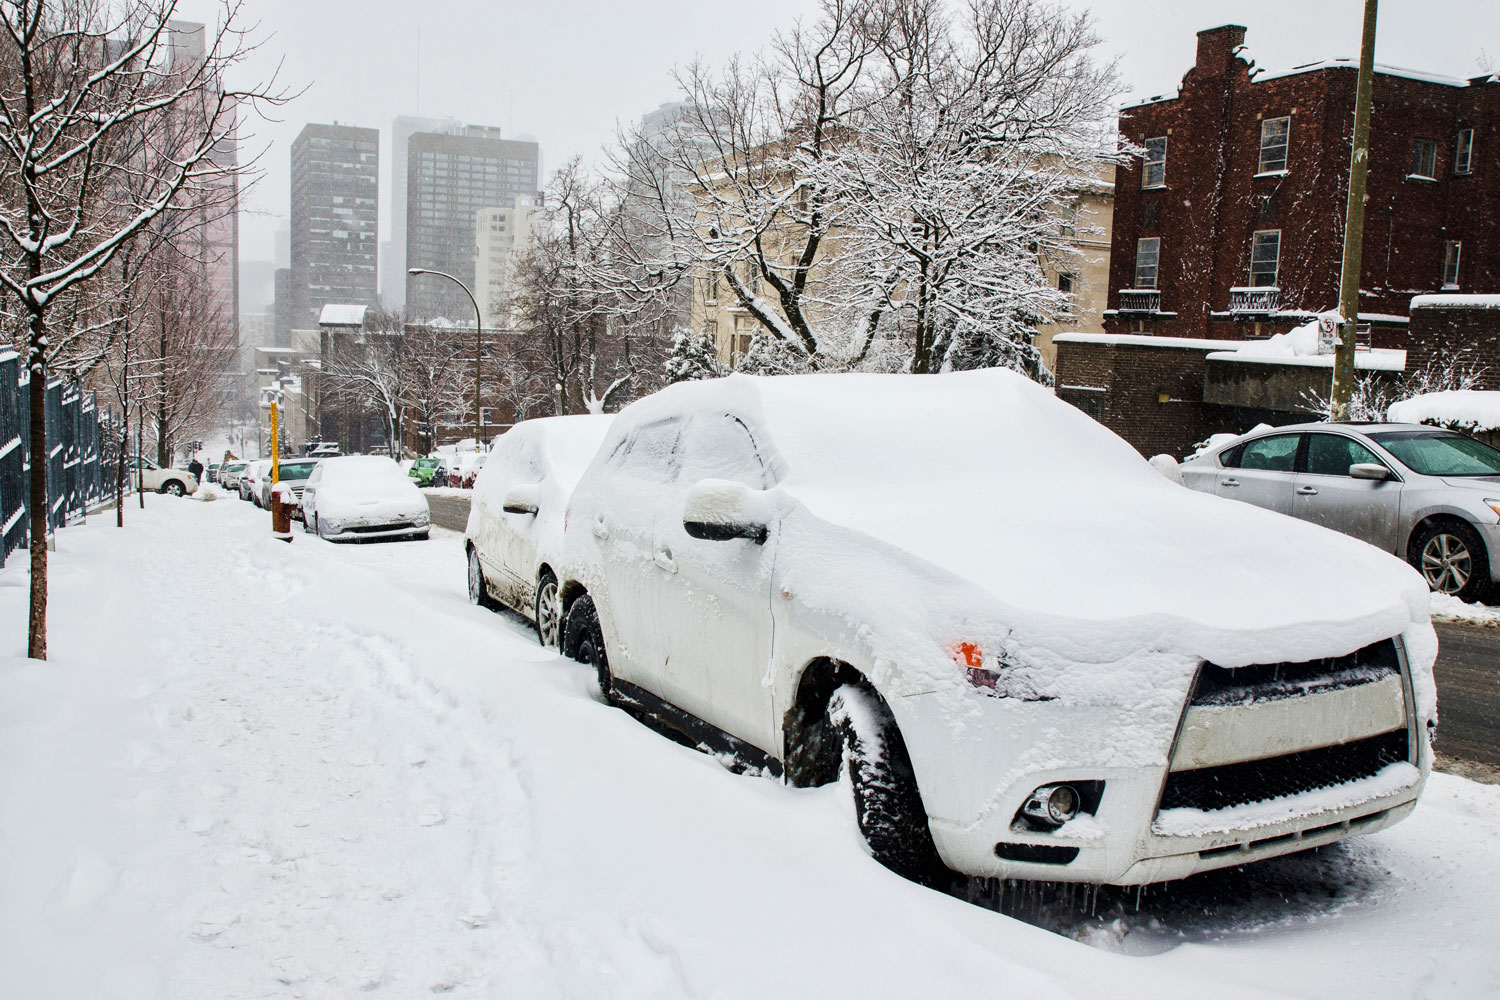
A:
[829,682,945,888]
[1412,520,1489,603]
[535,571,562,650]
[563,594,612,703]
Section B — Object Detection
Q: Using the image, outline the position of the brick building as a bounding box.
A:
[1107,24,1498,343]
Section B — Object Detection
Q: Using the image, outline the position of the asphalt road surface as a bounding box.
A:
[425,491,1497,767]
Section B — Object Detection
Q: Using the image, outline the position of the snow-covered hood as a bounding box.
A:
[318,483,427,522]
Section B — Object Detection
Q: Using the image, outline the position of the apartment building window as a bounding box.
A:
[1258,117,1291,173]
[1249,231,1281,287]
[1443,241,1462,289]
[1410,139,1437,180]
[1142,137,1167,189]
[1060,203,1077,238]
[1057,273,1075,294]
[702,274,718,304]
[1134,238,1160,288]
[1455,129,1474,175]
[703,318,718,339]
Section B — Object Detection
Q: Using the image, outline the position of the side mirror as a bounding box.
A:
[682,479,770,545]
[1349,463,1390,481]
[502,483,541,515]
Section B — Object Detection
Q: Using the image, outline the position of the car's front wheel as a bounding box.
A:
[467,547,492,608]
[829,683,945,888]
[162,480,185,497]
[563,594,612,703]
[1412,520,1490,603]
[535,571,562,650]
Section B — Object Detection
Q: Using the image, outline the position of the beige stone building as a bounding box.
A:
[473,197,535,329]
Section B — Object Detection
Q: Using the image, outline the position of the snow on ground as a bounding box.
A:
[421,486,476,499]
[1,498,1499,998]
[1430,592,1500,627]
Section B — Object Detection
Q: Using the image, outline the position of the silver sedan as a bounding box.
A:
[1181,422,1500,602]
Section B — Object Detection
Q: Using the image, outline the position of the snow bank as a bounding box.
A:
[1410,293,1500,310]
[1429,592,1500,627]
[1208,316,1405,372]
[0,497,1496,998]
[1387,390,1500,432]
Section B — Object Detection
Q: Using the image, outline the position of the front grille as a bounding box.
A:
[1159,729,1410,813]
[1191,638,1399,708]
[346,521,414,534]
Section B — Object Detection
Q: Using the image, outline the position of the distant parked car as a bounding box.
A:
[307,442,340,458]
[1181,422,1500,602]
[465,415,614,646]
[555,371,1435,888]
[258,458,321,513]
[301,455,430,542]
[206,462,222,484]
[240,460,271,504]
[133,456,197,496]
[219,461,248,491]
[408,457,441,487]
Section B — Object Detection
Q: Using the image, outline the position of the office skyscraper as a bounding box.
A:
[404,127,539,321]
[289,123,379,331]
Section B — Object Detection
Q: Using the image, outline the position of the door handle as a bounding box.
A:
[1220,478,1240,488]
[653,548,677,573]
[592,516,608,539]
[1297,486,1318,496]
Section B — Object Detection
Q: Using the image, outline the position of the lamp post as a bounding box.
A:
[409,267,484,447]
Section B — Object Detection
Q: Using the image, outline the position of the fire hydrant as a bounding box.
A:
[270,481,295,543]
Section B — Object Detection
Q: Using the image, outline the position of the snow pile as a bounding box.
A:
[1209,316,1405,372]
[1429,592,1500,627]
[1146,454,1183,484]
[0,497,1496,998]
[1387,390,1500,432]
[1230,318,1325,359]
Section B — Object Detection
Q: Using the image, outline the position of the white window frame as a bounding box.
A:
[1455,129,1474,175]
[1258,117,1291,174]
[1134,238,1160,289]
[1142,137,1167,189]
[1249,230,1281,288]
[1443,241,1462,289]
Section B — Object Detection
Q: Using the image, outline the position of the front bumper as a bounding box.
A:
[908,635,1430,885]
[321,516,429,542]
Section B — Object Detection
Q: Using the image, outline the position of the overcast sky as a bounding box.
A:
[184,0,1496,275]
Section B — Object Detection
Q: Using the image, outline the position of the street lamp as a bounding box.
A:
[409,267,484,447]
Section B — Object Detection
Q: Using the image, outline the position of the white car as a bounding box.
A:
[465,415,614,646]
[132,456,197,496]
[240,459,271,504]
[556,370,1436,887]
[301,456,430,542]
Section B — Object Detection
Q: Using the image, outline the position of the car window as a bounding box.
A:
[1230,434,1300,472]
[1304,434,1384,477]
[617,420,682,481]
[678,414,769,488]
[1369,431,1500,477]
[278,461,319,479]
[306,465,322,485]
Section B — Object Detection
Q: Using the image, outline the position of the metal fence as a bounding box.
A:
[0,352,114,568]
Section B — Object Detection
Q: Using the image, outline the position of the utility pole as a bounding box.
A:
[1331,0,1379,421]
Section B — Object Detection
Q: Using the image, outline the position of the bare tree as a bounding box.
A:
[399,321,471,454]
[0,0,287,658]
[319,317,405,459]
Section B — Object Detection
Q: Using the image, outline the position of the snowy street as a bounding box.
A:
[3,495,1499,998]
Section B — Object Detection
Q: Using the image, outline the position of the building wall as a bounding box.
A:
[405,129,539,321]
[1108,25,1499,342]
[383,115,461,308]
[1405,297,1500,389]
[289,123,380,331]
[1035,167,1116,371]
[472,198,534,328]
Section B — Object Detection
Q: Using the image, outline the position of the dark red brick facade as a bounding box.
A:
[1406,299,1500,390]
[1107,25,1499,343]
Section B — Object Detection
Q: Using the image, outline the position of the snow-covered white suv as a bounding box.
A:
[465,415,614,646]
[133,456,197,496]
[557,371,1436,887]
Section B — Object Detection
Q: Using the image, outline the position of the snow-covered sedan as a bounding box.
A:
[301,456,430,542]
[465,415,614,646]
[556,371,1436,887]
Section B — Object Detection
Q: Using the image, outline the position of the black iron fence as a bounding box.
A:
[0,352,115,568]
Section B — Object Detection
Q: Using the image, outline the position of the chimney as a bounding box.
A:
[1195,25,1248,76]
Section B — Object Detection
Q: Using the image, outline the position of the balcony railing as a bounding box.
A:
[1117,288,1162,313]
[1228,286,1280,314]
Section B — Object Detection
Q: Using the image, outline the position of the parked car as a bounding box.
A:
[206,462,221,484]
[307,442,340,458]
[1181,422,1500,603]
[240,460,271,504]
[555,370,1435,887]
[219,461,248,492]
[408,457,441,487]
[259,458,321,513]
[301,455,430,542]
[465,415,614,646]
[440,451,485,489]
[132,456,197,496]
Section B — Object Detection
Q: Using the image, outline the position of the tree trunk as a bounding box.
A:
[26,312,48,661]
[116,423,127,527]
[137,404,145,510]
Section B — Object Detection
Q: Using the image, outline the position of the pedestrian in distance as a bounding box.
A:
[188,457,204,488]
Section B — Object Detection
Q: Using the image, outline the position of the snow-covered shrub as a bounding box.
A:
[1302,361,1485,423]
[663,328,729,383]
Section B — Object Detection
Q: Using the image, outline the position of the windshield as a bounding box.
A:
[1368,430,1500,476]
[414,458,439,468]
[277,461,319,480]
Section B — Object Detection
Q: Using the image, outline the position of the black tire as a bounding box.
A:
[563,594,612,702]
[467,547,493,607]
[829,683,945,887]
[301,510,313,533]
[163,480,185,497]
[1411,519,1490,603]
[534,571,562,650]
